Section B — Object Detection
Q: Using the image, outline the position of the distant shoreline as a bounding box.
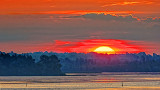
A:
[1,72,160,76]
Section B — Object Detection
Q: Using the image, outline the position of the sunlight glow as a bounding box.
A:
[94,46,115,54]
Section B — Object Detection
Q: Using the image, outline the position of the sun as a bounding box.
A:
[94,46,115,54]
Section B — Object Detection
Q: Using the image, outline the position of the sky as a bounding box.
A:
[0,0,160,54]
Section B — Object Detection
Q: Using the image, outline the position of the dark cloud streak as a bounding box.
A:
[67,13,160,23]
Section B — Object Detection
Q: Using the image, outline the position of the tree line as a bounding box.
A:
[0,52,65,76]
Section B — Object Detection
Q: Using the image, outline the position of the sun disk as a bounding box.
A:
[94,46,115,54]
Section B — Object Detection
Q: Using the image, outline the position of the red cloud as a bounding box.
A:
[0,39,158,54]
[51,39,143,54]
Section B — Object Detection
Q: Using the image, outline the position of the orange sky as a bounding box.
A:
[0,0,159,54]
[0,0,160,16]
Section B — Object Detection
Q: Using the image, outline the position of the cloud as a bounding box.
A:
[50,39,160,54]
[81,13,138,22]
[142,18,160,22]
[101,1,154,7]
[52,39,143,54]
[67,13,138,22]
[67,13,160,23]
[102,2,140,7]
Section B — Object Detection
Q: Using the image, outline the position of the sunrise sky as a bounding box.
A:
[0,0,160,54]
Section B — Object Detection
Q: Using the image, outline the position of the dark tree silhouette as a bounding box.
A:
[0,52,65,76]
[37,55,63,76]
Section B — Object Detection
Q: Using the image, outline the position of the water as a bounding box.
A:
[0,72,160,90]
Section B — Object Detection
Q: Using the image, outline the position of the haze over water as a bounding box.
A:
[0,72,160,90]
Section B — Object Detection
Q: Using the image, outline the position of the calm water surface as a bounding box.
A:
[0,72,160,90]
